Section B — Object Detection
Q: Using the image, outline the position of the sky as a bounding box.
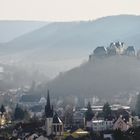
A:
[0,0,140,21]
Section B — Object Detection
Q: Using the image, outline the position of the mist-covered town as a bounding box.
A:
[0,41,140,140]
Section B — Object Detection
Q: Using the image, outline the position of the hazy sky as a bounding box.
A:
[0,0,140,21]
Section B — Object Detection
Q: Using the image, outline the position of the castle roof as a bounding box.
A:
[94,46,106,54]
[126,46,135,51]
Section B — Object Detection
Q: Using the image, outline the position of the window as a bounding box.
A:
[57,125,59,131]
[60,125,62,131]
[53,125,56,132]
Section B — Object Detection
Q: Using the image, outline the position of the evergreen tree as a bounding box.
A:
[85,102,94,121]
[14,104,25,120]
[0,104,6,114]
[103,102,112,120]
[135,93,140,116]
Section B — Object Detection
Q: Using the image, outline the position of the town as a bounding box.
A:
[0,42,140,140]
[0,89,140,140]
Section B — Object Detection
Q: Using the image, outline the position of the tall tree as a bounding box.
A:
[135,93,140,116]
[85,102,94,121]
[64,105,73,127]
[103,102,112,120]
[0,104,6,114]
[14,104,25,120]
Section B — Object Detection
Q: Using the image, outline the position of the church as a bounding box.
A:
[45,90,63,137]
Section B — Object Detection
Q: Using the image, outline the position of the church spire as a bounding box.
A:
[47,90,51,109]
[45,89,53,118]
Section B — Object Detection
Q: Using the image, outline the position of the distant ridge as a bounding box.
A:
[0,15,140,77]
[0,21,48,42]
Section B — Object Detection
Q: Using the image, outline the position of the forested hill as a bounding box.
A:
[47,56,140,99]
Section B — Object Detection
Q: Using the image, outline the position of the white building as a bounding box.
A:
[92,120,113,131]
[86,118,113,131]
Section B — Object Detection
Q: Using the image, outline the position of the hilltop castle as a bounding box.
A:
[89,42,136,61]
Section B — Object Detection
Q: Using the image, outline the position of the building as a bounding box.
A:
[93,46,107,58]
[125,46,135,56]
[86,119,113,131]
[52,113,63,136]
[113,115,132,131]
[92,120,113,131]
[89,42,136,61]
[132,116,140,127]
[84,103,132,132]
[73,111,85,128]
[45,90,63,137]
[109,42,126,55]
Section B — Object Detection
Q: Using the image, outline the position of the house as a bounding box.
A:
[132,116,140,127]
[85,118,114,131]
[73,111,85,128]
[84,104,132,132]
[91,120,113,131]
[19,94,41,107]
[85,115,132,132]
[113,115,132,131]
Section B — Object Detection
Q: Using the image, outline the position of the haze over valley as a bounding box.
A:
[1,0,140,139]
[0,15,140,103]
[0,15,140,78]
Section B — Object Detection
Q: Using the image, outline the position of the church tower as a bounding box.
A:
[45,90,53,136]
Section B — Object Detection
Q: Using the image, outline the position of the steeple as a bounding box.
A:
[45,90,63,136]
[45,89,53,118]
[47,90,51,109]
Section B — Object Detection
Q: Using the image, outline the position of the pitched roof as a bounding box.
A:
[94,46,107,54]
[20,94,41,102]
[53,113,62,124]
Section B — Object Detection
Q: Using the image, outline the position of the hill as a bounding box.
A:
[0,15,140,77]
[0,21,47,43]
[47,56,140,100]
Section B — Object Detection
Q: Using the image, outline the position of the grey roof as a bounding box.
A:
[126,46,135,51]
[20,95,41,102]
[53,113,62,124]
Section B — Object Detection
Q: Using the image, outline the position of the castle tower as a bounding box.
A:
[45,90,53,136]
